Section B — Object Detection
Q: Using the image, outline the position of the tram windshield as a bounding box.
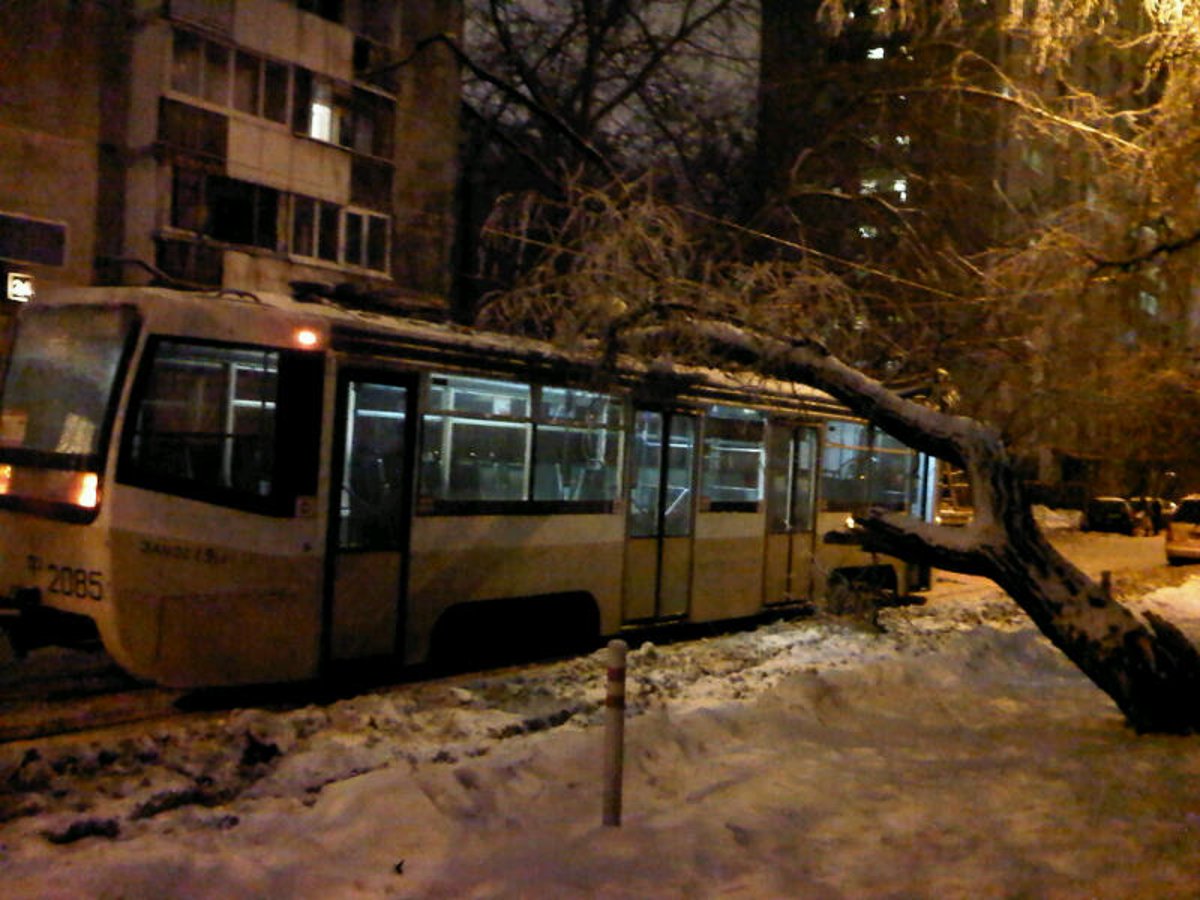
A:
[0,304,138,517]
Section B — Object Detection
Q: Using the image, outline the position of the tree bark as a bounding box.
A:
[641,318,1200,734]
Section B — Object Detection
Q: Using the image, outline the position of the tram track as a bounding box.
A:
[0,647,186,744]
[0,533,1181,746]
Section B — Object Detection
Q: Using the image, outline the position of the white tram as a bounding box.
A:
[0,287,934,687]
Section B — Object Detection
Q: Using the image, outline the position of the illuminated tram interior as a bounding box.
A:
[0,289,933,687]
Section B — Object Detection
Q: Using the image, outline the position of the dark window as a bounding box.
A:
[351,157,393,212]
[317,201,339,261]
[290,195,387,272]
[172,172,279,251]
[120,339,322,515]
[170,166,207,232]
[207,177,278,250]
[291,195,316,258]
[263,61,289,123]
[821,421,914,513]
[172,28,287,126]
[354,36,398,92]
[340,380,408,549]
[0,305,138,522]
[203,41,231,105]
[345,211,364,266]
[155,238,223,287]
[233,51,260,115]
[0,213,66,267]
[366,215,388,271]
[352,88,393,157]
[296,0,343,22]
[171,30,203,95]
[342,210,388,271]
[159,98,228,160]
[292,67,313,134]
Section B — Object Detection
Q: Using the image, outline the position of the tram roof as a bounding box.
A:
[37,286,850,417]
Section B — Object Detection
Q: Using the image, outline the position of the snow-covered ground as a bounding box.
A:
[4,533,1200,898]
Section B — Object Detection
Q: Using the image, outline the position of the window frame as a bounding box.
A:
[0,305,141,524]
[819,418,915,515]
[170,27,291,125]
[117,336,323,518]
[416,373,624,517]
[700,404,765,513]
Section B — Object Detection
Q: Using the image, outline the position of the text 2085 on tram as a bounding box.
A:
[0,287,934,687]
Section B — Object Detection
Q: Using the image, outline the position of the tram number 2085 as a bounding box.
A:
[25,556,104,601]
[48,565,104,601]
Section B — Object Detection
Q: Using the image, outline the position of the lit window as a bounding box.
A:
[418,377,622,508]
[892,178,908,202]
[858,225,879,239]
[867,47,886,60]
[702,406,764,509]
[859,178,879,195]
[309,80,336,142]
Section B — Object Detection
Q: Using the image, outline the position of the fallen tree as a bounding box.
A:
[630,317,1200,734]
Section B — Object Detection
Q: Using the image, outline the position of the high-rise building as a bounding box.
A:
[0,0,461,317]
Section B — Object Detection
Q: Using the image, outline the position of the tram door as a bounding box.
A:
[327,375,416,662]
[764,424,819,604]
[623,410,697,621]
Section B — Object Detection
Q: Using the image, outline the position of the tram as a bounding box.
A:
[0,287,934,687]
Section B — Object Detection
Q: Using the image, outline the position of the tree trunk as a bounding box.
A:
[643,318,1200,733]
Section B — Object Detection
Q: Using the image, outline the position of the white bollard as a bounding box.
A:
[602,639,627,827]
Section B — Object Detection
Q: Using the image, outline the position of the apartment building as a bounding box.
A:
[0,0,460,314]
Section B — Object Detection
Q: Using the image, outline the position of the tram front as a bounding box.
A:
[0,300,138,654]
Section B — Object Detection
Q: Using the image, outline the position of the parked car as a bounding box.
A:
[1129,496,1170,534]
[1081,496,1143,535]
[1165,495,1200,565]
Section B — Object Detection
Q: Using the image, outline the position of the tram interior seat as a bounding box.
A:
[449,461,482,500]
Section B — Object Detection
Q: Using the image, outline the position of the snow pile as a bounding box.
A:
[4,575,1200,896]
[1033,505,1083,530]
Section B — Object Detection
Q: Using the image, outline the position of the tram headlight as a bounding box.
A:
[74,472,99,509]
[294,327,321,349]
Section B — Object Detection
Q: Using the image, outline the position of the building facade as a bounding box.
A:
[0,0,460,316]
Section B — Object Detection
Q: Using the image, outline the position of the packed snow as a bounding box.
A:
[3,531,1200,898]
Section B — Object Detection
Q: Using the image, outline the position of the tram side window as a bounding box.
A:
[533,387,622,502]
[702,405,764,510]
[872,431,915,511]
[120,339,322,515]
[420,375,531,502]
[418,375,622,509]
[821,420,913,513]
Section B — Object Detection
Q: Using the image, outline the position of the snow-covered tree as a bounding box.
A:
[459,0,759,306]
[481,182,1200,733]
